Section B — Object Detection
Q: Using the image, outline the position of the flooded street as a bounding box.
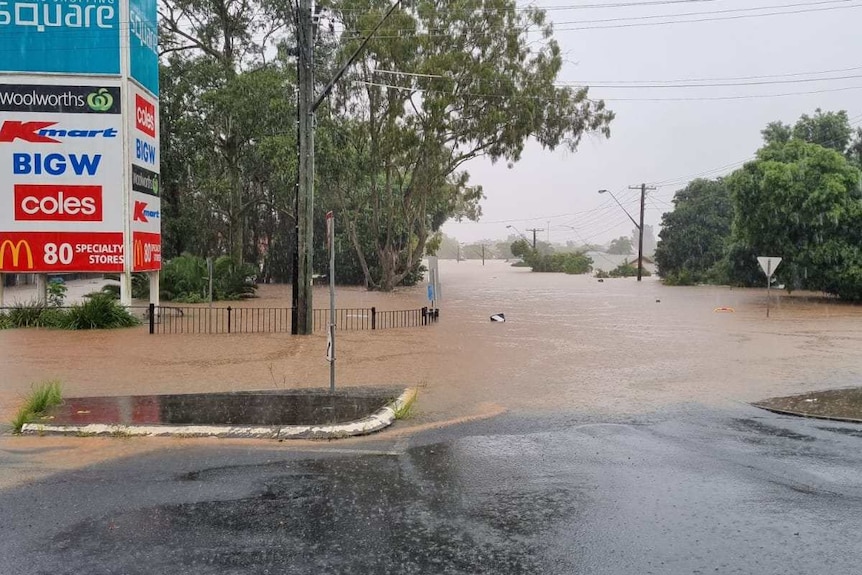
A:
[3,260,862,424]
[3,262,862,574]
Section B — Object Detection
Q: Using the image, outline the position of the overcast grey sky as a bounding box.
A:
[442,0,862,247]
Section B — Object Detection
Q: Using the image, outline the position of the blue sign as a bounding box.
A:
[0,0,120,75]
[427,284,435,301]
[129,0,158,96]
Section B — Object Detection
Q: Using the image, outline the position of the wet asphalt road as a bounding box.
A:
[1,405,861,575]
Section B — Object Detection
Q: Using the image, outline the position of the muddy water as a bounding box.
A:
[2,260,862,423]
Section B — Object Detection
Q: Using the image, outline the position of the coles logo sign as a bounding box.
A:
[135,94,156,138]
[14,184,102,222]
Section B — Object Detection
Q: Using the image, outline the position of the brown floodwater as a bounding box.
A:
[3,260,862,425]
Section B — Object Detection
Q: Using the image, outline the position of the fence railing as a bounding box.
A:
[146,304,438,335]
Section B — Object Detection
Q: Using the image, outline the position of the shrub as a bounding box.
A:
[160,254,257,302]
[59,294,141,329]
[525,252,593,275]
[609,262,652,278]
[662,269,697,286]
[47,279,67,307]
[0,313,11,330]
[212,255,258,300]
[5,301,48,327]
[11,380,63,433]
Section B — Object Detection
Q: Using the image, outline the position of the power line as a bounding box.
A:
[598,84,862,101]
[336,0,720,14]
[569,73,862,89]
[338,0,861,38]
[558,63,862,85]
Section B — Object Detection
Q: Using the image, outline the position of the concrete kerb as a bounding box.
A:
[20,388,418,440]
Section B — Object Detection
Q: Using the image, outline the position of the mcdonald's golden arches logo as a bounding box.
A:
[0,239,34,270]
[134,239,144,268]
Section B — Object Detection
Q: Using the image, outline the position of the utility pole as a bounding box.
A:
[292,0,315,334]
[627,183,656,282]
[526,228,544,250]
[292,0,403,335]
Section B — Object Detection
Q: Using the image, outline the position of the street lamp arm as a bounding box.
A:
[599,189,640,230]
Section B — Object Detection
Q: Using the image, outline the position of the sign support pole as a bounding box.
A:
[326,211,336,394]
[766,260,771,318]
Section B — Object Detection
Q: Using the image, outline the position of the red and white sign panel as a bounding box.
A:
[14,184,102,222]
[134,94,156,138]
[129,82,161,270]
[132,231,161,272]
[0,231,124,273]
[0,78,125,273]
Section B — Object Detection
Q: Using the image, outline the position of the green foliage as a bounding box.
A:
[609,262,651,278]
[160,253,208,301]
[99,273,150,300]
[213,255,259,300]
[47,279,67,307]
[11,380,63,433]
[654,178,733,284]
[510,239,532,259]
[525,252,593,274]
[607,236,633,255]
[0,298,139,330]
[792,109,853,152]
[4,301,49,327]
[59,295,141,330]
[728,139,862,298]
[160,254,257,302]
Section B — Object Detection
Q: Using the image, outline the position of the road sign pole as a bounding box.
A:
[766,260,771,318]
[327,211,336,394]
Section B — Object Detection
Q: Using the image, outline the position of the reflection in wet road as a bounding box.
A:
[1,406,861,574]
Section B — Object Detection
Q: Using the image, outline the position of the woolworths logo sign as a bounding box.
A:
[0,84,120,114]
[87,88,114,112]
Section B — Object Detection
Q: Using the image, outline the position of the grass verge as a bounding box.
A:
[11,380,63,434]
[392,389,418,420]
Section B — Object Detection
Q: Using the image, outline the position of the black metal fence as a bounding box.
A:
[146,304,439,335]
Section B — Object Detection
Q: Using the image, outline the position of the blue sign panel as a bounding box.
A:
[129,0,158,96]
[0,0,120,75]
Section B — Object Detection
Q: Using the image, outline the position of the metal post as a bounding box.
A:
[327,211,336,393]
[371,306,376,330]
[227,306,232,334]
[766,260,771,318]
[148,302,155,334]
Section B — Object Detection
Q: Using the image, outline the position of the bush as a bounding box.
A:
[661,269,697,286]
[526,252,593,274]
[11,380,63,433]
[5,301,49,327]
[47,279,67,307]
[609,262,652,278]
[0,313,11,330]
[212,255,258,300]
[160,254,257,302]
[59,295,141,329]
